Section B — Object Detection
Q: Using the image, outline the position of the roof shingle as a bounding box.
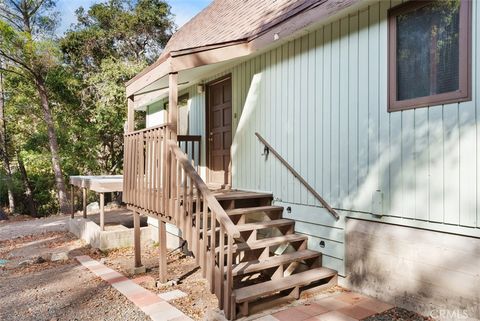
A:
[162,0,319,57]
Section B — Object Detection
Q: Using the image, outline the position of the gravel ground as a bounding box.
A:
[101,243,218,321]
[0,221,151,321]
[363,307,435,321]
[0,263,149,321]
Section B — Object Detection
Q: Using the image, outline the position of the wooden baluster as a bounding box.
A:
[182,168,187,242]
[123,136,127,203]
[159,129,163,213]
[195,189,201,266]
[187,175,194,247]
[153,130,159,213]
[148,131,153,211]
[219,225,225,309]
[163,129,170,215]
[161,127,166,213]
[202,198,208,278]
[198,139,201,172]
[128,136,133,203]
[145,132,149,209]
[140,133,146,209]
[135,134,138,207]
[133,135,136,202]
[175,160,180,223]
[210,209,216,294]
[225,234,234,319]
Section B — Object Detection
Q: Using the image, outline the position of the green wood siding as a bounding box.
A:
[146,0,480,275]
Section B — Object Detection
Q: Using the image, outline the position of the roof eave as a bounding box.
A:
[126,41,251,97]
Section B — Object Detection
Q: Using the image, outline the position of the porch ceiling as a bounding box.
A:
[133,57,243,111]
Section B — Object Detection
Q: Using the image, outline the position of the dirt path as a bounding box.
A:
[0,215,68,241]
[0,219,151,321]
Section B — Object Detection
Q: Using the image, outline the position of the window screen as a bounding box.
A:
[396,1,460,101]
[388,0,470,111]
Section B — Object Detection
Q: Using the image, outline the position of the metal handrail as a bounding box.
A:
[255,132,340,220]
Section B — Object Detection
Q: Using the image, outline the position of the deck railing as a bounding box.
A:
[123,124,239,319]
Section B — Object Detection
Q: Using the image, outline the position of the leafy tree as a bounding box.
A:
[0,0,69,213]
[61,0,174,174]
[0,0,174,215]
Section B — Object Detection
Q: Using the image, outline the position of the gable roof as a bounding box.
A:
[127,0,362,94]
[161,0,325,57]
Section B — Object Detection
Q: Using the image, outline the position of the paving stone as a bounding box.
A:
[253,315,281,321]
[312,311,358,321]
[334,292,369,305]
[294,303,330,316]
[102,271,128,284]
[143,301,184,320]
[272,307,311,321]
[130,292,163,308]
[357,299,394,314]
[112,280,146,296]
[315,297,351,311]
[158,289,187,302]
[337,305,376,320]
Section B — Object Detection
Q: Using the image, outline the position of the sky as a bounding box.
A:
[56,0,211,34]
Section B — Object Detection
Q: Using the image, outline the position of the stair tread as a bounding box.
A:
[237,219,294,232]
[234,267,337,303]
[227,206,283,216]
[215,234,308,253]
[232,249,320,276]
[235,234,307,251]
[214,191,273,201]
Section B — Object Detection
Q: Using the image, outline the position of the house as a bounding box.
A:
[123,0,480,320]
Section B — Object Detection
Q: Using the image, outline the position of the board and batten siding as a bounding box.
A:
[146,0,480,276]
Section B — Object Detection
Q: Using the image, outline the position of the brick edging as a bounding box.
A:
[76,255,192,321]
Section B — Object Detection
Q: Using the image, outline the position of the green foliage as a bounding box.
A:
[0,0,174,215]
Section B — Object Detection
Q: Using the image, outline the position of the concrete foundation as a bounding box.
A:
[147,217,183,250]
[345,219,480,321]
[68,209,151,251]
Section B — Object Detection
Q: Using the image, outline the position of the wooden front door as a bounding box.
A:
[207,76,232,187]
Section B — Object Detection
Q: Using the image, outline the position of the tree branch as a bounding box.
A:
[0,49,36,76]
[0,66,29,81]
[0,12,24,31]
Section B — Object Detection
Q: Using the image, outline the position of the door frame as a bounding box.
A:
[205,74,233,188]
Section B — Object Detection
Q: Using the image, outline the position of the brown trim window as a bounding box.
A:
[388,0,471,112]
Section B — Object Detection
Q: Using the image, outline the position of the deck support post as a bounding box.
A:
[168,72,178,141]
[158,220,168,283]
[82,187,87,218]
[133,210,145,273]
[127,96,135,133]
[99,192,105,231]
[70,185,75,219]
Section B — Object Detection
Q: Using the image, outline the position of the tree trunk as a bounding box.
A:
[0,70,15,213]
[17,152,36,217]
[34,76,69,214]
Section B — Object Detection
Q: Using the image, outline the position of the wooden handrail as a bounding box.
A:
[124,122,174,136]
[255,132,340,221]
[124,125,238,317]
[168,140,240,238]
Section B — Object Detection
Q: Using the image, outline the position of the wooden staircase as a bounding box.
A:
[212,191,337,319]
[123,124,337,320]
